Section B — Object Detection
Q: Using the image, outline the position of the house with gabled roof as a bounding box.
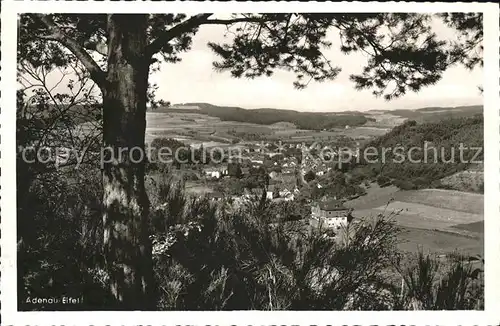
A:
[310,198,352,230]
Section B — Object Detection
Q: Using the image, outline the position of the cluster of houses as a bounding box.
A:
[208,192,356,236]
[204,166,228,179]
[201,139,360,181]
[202,164,252,179]
[265,184,300,202]
[198,141,360,230]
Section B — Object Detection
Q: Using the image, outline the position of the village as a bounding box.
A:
[161,139,360,234]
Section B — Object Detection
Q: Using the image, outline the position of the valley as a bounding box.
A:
[145,102,484,256]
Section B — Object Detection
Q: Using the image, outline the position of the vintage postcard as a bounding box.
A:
[1,1,499,325]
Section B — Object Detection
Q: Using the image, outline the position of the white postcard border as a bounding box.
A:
[1,1,499,325]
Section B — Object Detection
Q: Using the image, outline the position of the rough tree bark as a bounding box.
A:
[101,14,155,310]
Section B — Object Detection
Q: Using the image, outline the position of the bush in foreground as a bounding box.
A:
[18,170,484,310]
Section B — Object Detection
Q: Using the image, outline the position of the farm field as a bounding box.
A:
[452,221,484,233]
[354,201,482,230]
[146,112,276,144]
[397,227,483,256]
[344,184,400,209]
[394,189,483,214]
[346,185,483,218]
[345,184,484,255]
[363,111,408,128]
[278,127,388,141]
[145,111,389,145]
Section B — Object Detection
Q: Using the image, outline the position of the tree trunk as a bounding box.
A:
[102,14,154,310]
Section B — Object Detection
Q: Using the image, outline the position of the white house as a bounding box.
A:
[310,199,350,230]
[220,165,229,175]
[266,184,278,200]
[204,166,228,179]
[206,170,221,179]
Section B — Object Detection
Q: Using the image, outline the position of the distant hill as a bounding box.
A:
[155,103,369,130]
[414,105,482,113]
[169,104,201,110]
[28,102,483,141]
[385,105,483,122]
[155,103,482,130]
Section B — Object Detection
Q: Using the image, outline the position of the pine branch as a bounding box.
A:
[145,14,280,59]
[36,14,107,88]
[146,13,213,58]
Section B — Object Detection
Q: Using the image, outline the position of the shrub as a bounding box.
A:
[20,168,484,311]
[413,177,431,189]
[304,170,316,183]
[17,164,109,310]
[397,251,484,310]
[376,175,391,187]
[392,179,416,190]
[182,171,199,181]
[151,181,405,310]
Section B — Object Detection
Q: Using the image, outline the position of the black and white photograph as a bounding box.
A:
[1,1,499,324]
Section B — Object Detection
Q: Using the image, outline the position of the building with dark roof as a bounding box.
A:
[207,191,224,201]
[318,199,346,211]
[310,198,350,230]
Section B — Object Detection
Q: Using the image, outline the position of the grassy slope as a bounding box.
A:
[397,227,483,255]
[345,136,484,253]
[345,184,484,255]
[452,221,484,233]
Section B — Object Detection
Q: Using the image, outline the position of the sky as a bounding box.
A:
[149,19,483,112]
[35,15,483,113]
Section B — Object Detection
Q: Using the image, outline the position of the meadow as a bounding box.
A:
[345,184,484,255]
[145,111,389,145]
[397,227,483,255]
[145,111,274,144]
